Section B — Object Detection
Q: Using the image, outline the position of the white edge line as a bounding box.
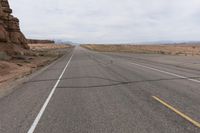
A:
[131,62,200,83]
[27,51,74,133]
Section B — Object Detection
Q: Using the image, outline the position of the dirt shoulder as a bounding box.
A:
[0,43,73,98]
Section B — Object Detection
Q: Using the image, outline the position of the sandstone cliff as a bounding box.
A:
[0,0,29,55]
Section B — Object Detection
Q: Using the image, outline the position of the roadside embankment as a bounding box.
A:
[0,43,73,98]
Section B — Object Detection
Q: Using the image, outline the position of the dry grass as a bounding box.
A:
[81,44,200,56]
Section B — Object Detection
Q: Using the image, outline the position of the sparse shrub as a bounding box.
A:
[175,52,183,55]
[160,51,165,54]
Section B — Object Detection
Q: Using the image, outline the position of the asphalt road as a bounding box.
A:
[0,46,200,133]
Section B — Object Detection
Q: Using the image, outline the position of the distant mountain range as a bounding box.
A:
[52,39,200,45]
[132,40,200,45]
[54,40,78,45]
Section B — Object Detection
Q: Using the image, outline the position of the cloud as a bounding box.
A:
[9,0,200,43]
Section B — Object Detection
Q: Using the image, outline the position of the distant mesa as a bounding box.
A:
[0,0,29,55]
[27,39,55,44]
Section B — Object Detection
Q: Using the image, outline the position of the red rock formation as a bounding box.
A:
[0,0,29,49]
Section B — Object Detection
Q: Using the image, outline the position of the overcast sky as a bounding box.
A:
[9,0,200,43]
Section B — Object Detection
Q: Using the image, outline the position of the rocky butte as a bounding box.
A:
[0,0,29,55]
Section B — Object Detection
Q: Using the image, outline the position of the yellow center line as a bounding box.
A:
[152,96,200,128]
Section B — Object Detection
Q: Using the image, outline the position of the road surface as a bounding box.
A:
[0,46,200,133]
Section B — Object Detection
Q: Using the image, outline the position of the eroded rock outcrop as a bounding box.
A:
[0,0,29,49]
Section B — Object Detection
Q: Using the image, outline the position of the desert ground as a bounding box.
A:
[82,44,200,56]
[0,43,72,98]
